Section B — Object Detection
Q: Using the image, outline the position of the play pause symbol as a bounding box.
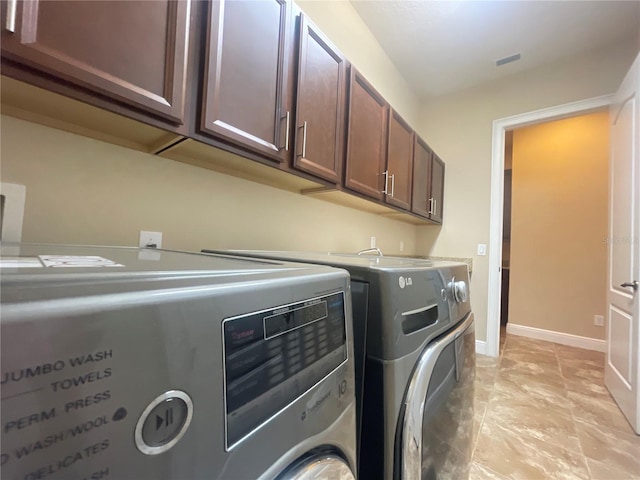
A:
[156,406,174,430]
[141,395,190,448]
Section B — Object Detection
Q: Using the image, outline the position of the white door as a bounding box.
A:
[605,52,640,434]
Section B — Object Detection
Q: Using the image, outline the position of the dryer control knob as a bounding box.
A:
[453,280,468,303]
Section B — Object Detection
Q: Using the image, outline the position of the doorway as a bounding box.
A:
[486,95,614,358]
[498,113,610,354]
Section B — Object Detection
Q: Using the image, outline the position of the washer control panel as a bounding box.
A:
[223,292,347,450]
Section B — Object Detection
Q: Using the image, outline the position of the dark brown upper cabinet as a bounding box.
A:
[385,110,414,210]
[412,136,433,218]
[344,68,388,201]
[430,153,445,223]
[292,14,346,183]
[201,0,292,163]
[412,135,445,223]
[0,0,190,124]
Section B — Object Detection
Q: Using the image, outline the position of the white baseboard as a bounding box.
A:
[506,323,606,352]
[475,340,488,355]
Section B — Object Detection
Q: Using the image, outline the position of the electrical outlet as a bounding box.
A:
[594,315,604,327]
[400,240,404,252]
[370,236,376,248]
[139,230,162,249]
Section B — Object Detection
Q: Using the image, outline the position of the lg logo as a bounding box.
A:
[398,276,413,289]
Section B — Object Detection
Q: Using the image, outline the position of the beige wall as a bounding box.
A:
[0,116,416,254]
[415,39,639,342]
[509,112,609,339]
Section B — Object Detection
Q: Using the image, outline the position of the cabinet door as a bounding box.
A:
[430,154,445,224]
[1,0,189,123]
[386,110,414,210]
[345,68,388,200]
[202,0,291,163]
[293,14,346,183]
[412,136,432,218]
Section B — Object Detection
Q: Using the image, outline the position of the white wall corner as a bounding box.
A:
[0,183,27,242]
[506,323,606,352]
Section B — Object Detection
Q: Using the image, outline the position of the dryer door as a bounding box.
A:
[400,313,475,480]
[284,455,356,480]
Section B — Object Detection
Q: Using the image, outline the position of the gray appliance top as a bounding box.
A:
[1,243,330,275]
[0,244,347,304]
[203,250,466,274]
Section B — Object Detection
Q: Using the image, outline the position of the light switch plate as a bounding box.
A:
[477,244,487,256]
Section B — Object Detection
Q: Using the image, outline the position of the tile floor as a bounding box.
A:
[471,333,640,480]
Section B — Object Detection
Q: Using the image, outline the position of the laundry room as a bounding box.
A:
[1,1,639,479]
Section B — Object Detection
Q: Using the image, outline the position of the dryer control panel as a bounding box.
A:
[223,292,347,450]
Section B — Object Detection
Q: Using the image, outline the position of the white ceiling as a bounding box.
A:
[350,1,640,99]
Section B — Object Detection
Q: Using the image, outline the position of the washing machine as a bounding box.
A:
[0,244,357,480]
[202,249,475,480]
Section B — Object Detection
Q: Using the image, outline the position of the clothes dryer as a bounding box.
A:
[1,244,357,480]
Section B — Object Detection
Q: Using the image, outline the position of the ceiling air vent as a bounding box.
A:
[496,53,521,67]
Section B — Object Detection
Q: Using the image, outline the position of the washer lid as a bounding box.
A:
[1,243,349,306]
[284,456,355,480]
[0,243,293,276]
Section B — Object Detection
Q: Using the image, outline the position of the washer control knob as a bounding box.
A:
[453,280,468,303]
[135,390,193,455]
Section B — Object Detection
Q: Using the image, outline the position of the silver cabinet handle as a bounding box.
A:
[621,281,638,292]
[428,197,434,215]
[433,199,437,216]
[283,111,290,151]
[390,174,395,197]
[300,121,307,158]
[382,170,389,194]
[6,0,17,33]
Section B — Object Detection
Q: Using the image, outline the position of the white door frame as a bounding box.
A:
[486,94,615,357]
